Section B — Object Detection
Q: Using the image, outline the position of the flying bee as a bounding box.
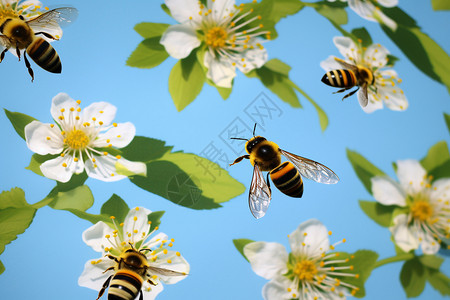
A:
[321,57,375,107]
[230,124,339,219]
[97,245,187,300]
[0,7,78,81]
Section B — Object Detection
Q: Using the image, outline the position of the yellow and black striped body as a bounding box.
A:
[26,37,61,73]
[108,269,143,300]
[321,69,357,89]
[270,161,303,198]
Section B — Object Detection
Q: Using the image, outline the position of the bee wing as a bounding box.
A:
[280,149,339,184]
[147,266,187,277]
[0,35,12,49]
[357,83,369,107]
[334,57,358,73]
[27,7,78,31]
[249,163,271,219]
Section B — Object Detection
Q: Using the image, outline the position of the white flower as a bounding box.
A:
[371,160,450,255]
[79,207,190,300]
[0,1,63,55]
[24,92,146,183]
[244,219,359,300]
[321,36,408,113]
[160,0,269,88]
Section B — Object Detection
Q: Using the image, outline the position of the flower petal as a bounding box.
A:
[371,176,406,206]
[204,51,236,88]
[420,231,440,255]
[25,121,64,155]
[363,91,384,113]
[364,43,389,69]
[333,36,359,62]
[378,84,408,111]
[236,42,268,73]
[82,102,117,128]
[390,214,419,252]
[262,275,294,300]
[430,178,450,202]
[92,122,136,148]
[160,24,201,59]
[78,258,114,291]
[50,92,78,122]
[289,219,329,256]
[210,0,236,19]
[82,221,114,253]
[142,281,164,300]
[153,251,189,284]
[123,208,151,243]
[143,232,169,249]
[396,160,427,195]
[244,241,288,280]
[320,56,343,71]
[165,0,201,23]
[40,155,83,182]
[85,154,127,182]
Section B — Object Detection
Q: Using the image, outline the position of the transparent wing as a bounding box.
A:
[249,163,271,219]
[147,266,187,277]
[281,150,339,184]
[334,57,358,73]
[27,7,78,32]
[357,83,369,107]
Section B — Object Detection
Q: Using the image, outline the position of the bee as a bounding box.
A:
[97,245,186,300]
[230,124,339,219]
[321,57,375,107]
[0,7,78,81]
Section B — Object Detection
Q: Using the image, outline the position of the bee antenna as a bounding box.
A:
[253,123,257,136]
[128,242,135,249]
[230,137,248,141]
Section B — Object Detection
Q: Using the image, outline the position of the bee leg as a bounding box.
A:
[23,51,34,82]
[102,266,115,274]
[229,155,250,166]
[34,32,58,40]
[96,275,112,300]
[15,45,21,61]
[341,86,359,101]
[139,290,143,300]
[106,254,119,263]
[0,47,8,63]
[332,88,348,94]
[266,173,272,193]
[147,278,157,286]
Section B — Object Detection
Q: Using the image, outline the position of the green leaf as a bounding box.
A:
[315,2,348,25]
[346,149,386,193]
[134,22,169,39]
[420,141,450,179]
[161,4,171,16]
[400,258,427,297]
[161,152,245,204]
[169,50,206,111]
[243,0,278,40]
[419,255,444,270]
[427,269,450,295]
[432,0,450,11]
[359,200,396,227]
[127,37,169,69]
[4,109,37,141]
[25,153,57,177]
[381,7,450,94]
[100,194,130,224]
[120,136,173,163]
[351,28,373,47]
[0,260,4,275]
[0,188,36,255]
[445,113,450,134]
[147,211,165,232]
[56,172,88,192]
[270,0,304,23]
[130,161,222,210]
[48,185,94,211]
[233,239,255,262]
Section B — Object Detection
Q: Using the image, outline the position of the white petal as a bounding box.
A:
[123,208,151,243]
[377,0,398,7]
[236,41,268,73]
[165,0,201,23]
[396,160,427,195]
[244,242,288,280]
[25,121,64,155]
[85,154,127,182]
[50,92,79,122]
[364,43,389,69]
[377,83,408,111]
[153,251,189,284]
[289,219,329,256]
[262,275,294,300]
[82,102,117,128]
[160,24,200,59]
[348,0,377,21]
[78,258,114,291]
[390,214,419,252]
[142,282,164,300]
[82,221,114,253]
[373,8,398,31]
[116,158,147,177]
[333,36,360,61]
[40,155,79,182]
[420,231,440,255]
[211,0,236,19]
[371,176,406,206]
[362,91,384,113]
[430,178,450,202]
[320,56,343,71]
[143,232,169,249]
[204,51,236,88]
[92,122,136,148]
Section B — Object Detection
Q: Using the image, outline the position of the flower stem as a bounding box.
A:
[31,196,54,209]
[373,253,415,269]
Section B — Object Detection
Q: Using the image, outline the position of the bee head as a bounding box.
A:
[245,136,266,154]
[122,248,148,269]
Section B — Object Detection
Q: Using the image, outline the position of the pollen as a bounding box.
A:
[65,129,90,150]
[293,260,318,282]
[205,27,228,49]
[411,200,433,222]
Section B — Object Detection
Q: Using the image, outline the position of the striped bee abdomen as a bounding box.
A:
[26,37,61,73]
[321,69,356,88]
[108,270,143,300]
[270,161,303,198]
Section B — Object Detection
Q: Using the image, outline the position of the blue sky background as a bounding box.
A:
[0,0,449,299]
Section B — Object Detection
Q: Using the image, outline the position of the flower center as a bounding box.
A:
[65,129,90,150]
[411,200,433,222]
[0,7,18,19]
[205,26,228,49]
[293,260,318,282]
